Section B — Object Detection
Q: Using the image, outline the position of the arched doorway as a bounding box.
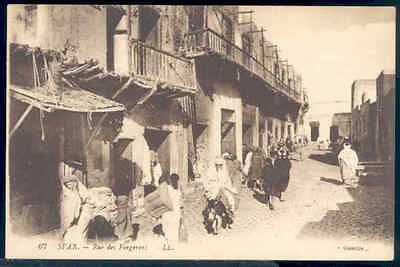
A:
[309,121,320,142]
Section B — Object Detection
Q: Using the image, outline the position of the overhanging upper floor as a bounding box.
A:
[184,28,302,104]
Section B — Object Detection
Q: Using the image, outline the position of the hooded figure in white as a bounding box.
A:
[205,157,238,212]
[338,142,359,184]
[60,175,89,237]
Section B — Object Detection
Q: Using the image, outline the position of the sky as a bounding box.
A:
[241,6,396,114]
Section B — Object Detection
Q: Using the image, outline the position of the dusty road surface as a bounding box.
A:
[177,144,394,259]
[108,144,394,260]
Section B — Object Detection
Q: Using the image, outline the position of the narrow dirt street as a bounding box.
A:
[177,144,394,259]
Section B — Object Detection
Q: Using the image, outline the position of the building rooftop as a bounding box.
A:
[379,69,395,75]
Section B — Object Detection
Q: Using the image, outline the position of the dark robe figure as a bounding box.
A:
[86,215,118,243]
[261,158,277,210]
[274,146,292,201]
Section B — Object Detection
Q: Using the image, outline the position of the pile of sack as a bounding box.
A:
[87,187,118,226]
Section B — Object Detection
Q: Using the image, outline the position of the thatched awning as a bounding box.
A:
[10,85,125,113]
[60,59,196,102]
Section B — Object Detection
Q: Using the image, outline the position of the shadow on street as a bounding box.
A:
[308,152,338,166]
[297,178,394,245]
[320,177,342,185]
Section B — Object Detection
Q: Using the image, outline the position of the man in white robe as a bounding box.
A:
[338,142,359,185]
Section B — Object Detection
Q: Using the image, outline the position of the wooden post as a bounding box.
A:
[81,114,89,187]
[204,6,208,29]
[85,77,133,150]
[261,28,265,67]
[58,123,65,179]
[128,5,132,75]
[9,104,34,138]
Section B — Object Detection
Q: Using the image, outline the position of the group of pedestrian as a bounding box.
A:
[261,143,292,210]
[242,140,293,210]
[201,140,294,235]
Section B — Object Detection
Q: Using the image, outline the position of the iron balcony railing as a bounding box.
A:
[184,28,301,102]
[130,39,196,91]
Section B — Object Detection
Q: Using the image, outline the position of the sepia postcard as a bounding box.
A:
[6,5,395,260]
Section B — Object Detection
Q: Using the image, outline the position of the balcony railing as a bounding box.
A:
[184,28,301,102]
[130,39,196,91]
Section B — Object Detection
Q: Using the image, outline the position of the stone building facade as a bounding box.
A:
[184,6,307,179]
[9,5,198,190]
[375,70,395,162]
[331,112,351,141]
[350,79,377,156]
[8,5,309,234]
[8,5,199,234]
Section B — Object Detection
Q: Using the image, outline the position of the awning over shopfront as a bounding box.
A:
[60,58,196,106]
[10,85,125,113]
[9,43,127,140]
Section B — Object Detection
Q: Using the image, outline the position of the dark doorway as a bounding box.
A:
[221,109,236,156]
[330,126,339,143]
[311,126,319,141]
[188,6,204,32]
[221,14,233,55]
[138,6,161,47]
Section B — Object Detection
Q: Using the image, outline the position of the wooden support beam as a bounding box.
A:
[81,113,89,187]
[58,123,65,179]
[84,77,133,150]
[137,82,158,105]
[9,104,34,138]
[111,77,134,99]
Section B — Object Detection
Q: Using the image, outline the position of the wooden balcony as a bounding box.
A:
[130,39,197,94]
[184,28,301,103]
